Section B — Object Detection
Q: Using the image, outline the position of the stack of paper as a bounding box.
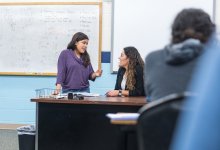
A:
[48,92,100,99]
[76,92,100,97]
[61,92,100,97]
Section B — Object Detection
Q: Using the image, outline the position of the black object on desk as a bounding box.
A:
[68,93,84,100]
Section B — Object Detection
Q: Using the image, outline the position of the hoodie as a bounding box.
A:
[165,39,204,65]
[144,38,204,101]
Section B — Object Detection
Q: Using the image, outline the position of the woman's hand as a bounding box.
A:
[54,84,62,95]
[105,90,119,97]
[91,69,103,79]
[95,69,103,77]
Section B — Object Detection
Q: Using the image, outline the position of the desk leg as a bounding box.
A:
[117,125,138,150]
[35,103,39,150]
[117,129,127,150]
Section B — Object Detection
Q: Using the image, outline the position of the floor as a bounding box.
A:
[0,124,28,150]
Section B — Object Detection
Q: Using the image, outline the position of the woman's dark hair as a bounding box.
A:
[124,46,144,90]
[171,8,215,44]
[67,32,90,67]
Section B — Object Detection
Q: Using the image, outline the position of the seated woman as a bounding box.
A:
[106,46,145,97]
[144,8,215,101]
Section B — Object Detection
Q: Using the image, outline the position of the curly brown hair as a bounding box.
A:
[67,32,91,67]
[124,46,144,90]
[171,8,215,44]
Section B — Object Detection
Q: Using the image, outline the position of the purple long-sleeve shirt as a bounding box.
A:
[56,49,94,90]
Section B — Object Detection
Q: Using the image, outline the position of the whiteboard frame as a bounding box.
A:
[0,2,102,76]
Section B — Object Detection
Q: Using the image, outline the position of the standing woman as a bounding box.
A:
[106,46,145,97]
[55,32,102,93]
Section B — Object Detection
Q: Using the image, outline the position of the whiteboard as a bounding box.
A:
[0,2,101,76]
[111,0,214,72]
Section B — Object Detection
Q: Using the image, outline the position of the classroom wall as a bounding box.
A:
[0,0,219,124]
[0,0,115,124]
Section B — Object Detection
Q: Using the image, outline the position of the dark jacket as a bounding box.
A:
[115,65,145,96]
[144,39,204,101]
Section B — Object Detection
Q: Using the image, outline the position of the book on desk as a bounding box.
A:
[106,113,139,125]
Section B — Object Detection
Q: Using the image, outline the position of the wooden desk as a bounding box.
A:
[31,96,146,150]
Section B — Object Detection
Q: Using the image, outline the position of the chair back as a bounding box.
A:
[137,92,194,150]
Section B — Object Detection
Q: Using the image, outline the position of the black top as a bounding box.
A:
[115,65,145,96]
[144,39,204,101]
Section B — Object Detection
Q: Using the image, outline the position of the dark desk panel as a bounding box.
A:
[31,96,146,150]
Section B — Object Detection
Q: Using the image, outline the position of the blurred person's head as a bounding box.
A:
[171,8,215,44]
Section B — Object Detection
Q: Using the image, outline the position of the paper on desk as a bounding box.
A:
[50,92,100,99]
[76,92,100,97]
[61,92,100,97]
[106,113,139,120]
[48,94,65,99]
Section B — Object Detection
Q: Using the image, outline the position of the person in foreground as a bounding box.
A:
[106,46,145,97]
[55,32,102,93]
[171,36,220,150]
[144,8,215,101]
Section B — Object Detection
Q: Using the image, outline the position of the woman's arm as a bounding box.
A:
[106,89,129,97]
[90,69,102,80]
[55,51,66,94]
[106,68,129,97]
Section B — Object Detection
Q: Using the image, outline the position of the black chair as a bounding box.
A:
[137,92,194,150]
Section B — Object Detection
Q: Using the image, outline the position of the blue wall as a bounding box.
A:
[0,63,116,124]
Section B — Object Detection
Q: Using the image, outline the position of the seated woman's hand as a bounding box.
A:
[105,90,119,97]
